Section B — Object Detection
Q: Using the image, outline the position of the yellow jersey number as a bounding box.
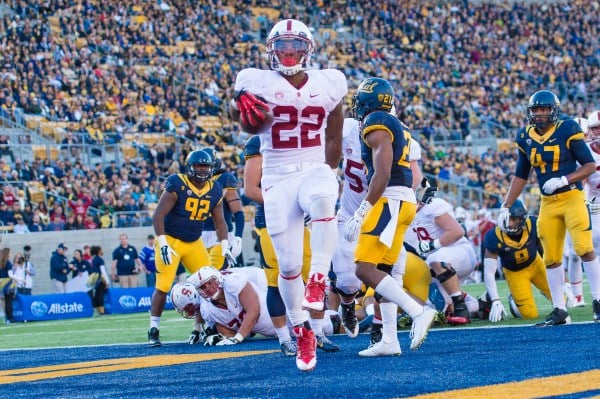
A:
[185,198,211,221]
[529,145,560,174]
[396,130,411,168]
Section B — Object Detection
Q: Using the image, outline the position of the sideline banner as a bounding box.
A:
[13,292,93,321]
[104,287,174,314]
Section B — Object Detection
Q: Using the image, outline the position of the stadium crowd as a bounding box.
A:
[0,0,597,232]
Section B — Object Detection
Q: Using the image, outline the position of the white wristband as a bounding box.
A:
[432,238,441,250]
[220,239,229,249]
[234,332,244,342]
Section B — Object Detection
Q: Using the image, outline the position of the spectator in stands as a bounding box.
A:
[0,135,14,163]
[63,214,78,230]
[83,214,98,229]
[99,209,113,228]
[68,196,92,220]
[45,215,65,231]
[13,214,29,234]
[49,243,70,293]
[28,214,45,232]
[0,202,13,226]
[15,159,34,182]
[35,202,50,225]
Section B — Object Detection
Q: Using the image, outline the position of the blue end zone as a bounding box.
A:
[2,323,599,398]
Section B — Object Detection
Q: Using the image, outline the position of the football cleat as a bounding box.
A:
[535,308,572,327]
[593,299,600,322]
[280,340,297,356]
[358,340,401,357]
[293,326,317,372]
[188,330,201,345]
[370,324,383,345]
[409,307,436,350]
[316,333,339,352]
[148,327,162,347]
[447,294,471,325]
[572,295,586,308]
[303,272,326,311]
[340,302,359,338]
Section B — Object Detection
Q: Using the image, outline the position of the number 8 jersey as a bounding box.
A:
[234,68,347,166]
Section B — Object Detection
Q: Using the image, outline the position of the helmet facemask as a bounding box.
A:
[188,163,212,183]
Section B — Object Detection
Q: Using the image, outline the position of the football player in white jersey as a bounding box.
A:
[230,19,347,372]
[581,112,600,320]
[404,187,477,324]
[171,266,277,344]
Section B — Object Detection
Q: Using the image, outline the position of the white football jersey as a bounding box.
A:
[234,68,348,167]
[586,143,600,199]
[405,197,468,248]
[199,268,275,338]
[338,118,367,221]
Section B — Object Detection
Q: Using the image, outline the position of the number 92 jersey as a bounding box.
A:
[164,174,224,242]
[234,68,347,167]
[361,111,412,188]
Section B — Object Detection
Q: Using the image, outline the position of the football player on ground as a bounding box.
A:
[171,266,276,344]
[500,90,600,325]
[482,199,551,321]
[147,149,235,347]
[344,77,436,356]
[230,19,347,372]
[200,148,245,269]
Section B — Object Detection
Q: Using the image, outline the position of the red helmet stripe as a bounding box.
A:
[286,19,292,31]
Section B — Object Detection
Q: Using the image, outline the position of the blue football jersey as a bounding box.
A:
[360,111,412,188]
[483,216,540,271]
[163,174,224,242]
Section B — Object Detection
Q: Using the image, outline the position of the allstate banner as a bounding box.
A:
[104,287,174,314]
[13,292,93,321]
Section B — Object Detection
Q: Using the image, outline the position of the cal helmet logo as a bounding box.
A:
[360,81,378,93]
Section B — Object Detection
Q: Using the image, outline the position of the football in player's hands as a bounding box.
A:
[239,105,273,134]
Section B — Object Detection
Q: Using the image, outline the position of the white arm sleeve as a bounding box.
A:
[483,258,500,301]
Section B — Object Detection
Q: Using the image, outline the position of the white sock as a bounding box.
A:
[380,302,398,343]
[583,257,600,300]
[275,326,291,344]
[309,219,337,276]
[309,317,323,336]
[150,316,160,329]
[278,273,308,326]
[568,257,584,297]
[375,275,424,318]
[547,266,566,310]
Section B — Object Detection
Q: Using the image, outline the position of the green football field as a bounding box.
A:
[0,280,594,351]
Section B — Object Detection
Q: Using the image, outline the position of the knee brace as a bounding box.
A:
[432,262,456,284]
[266,286,286,318]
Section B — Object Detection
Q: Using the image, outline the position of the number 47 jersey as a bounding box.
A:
[234,68,348,167]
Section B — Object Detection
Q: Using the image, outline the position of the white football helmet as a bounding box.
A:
[189,266,224,300]
[170,282,202,319]
[587,110,600,143]
[266,19,315,76]
[573,117,589,142]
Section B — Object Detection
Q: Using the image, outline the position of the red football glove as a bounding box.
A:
[233,89,270,126]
